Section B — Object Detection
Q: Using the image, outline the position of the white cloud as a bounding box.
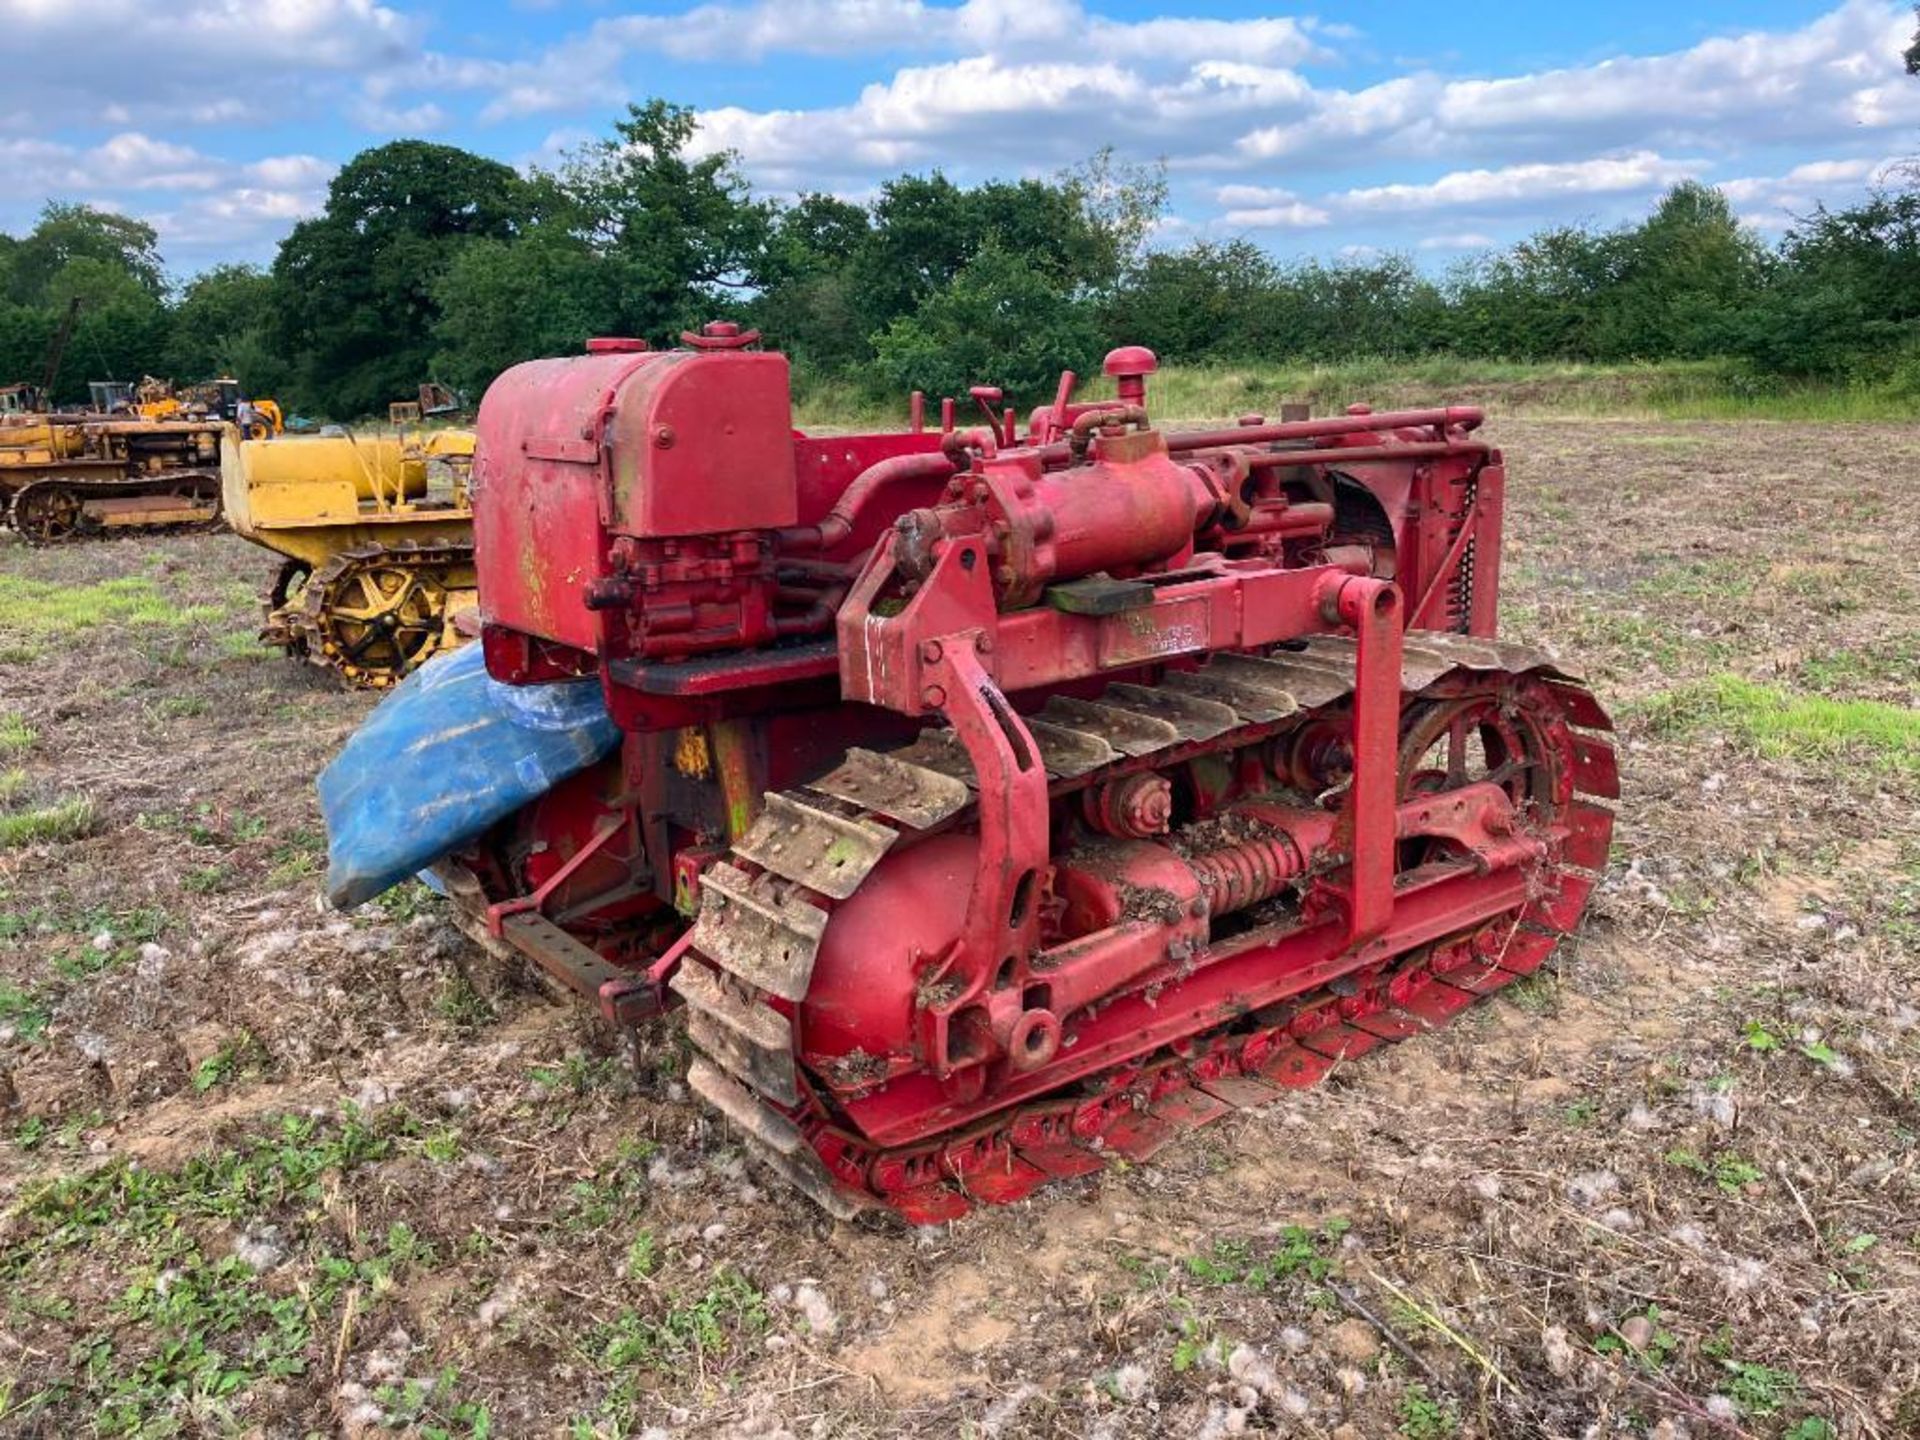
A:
[1335,152,1707,215]
[0,131,333,267]
[1716,153,1903,230]
[2,0,1914,271]
[1219,200,1331,230]
[351,99,451,133]
[1215,184,1309,207]
[1235,0,1920,166]
[440,0,1326,89]
[0,0,418,127]
[404,0,1334,128]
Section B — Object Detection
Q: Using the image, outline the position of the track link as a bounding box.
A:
[673,631,1619,1222]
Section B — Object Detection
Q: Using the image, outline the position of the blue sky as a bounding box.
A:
[2,0,1916,278]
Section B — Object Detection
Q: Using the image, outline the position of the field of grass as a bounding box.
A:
[793,356,1919,428]
[0,415,1916,1437]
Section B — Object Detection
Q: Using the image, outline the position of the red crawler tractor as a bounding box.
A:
[335,325,1616,1223]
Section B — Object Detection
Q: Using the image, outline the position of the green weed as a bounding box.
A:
[0,797,96,849]
[0,713,33,755]
[1169,1301,1223,1373]
[1562,1097,1600,1126]
[1168,1220,1350,1290]
[1504,974,1560,1014]
[192,1031,269,1093]
[562,1139,659,1232]
[375,879,439,922]
[592,1269,768,1373]
[0,574,233,639]
[1724,1360,1799,1416]
[530,1054,621,1096]
[1397,1381,1460,1439]
[625,1231,658,1280]
[0,980,52,1040]
[376,1365,493,1438]
[1594,1307,1679,1369]
[183,863,233,894]
[1639,676,1920,778]
[1665,1148,1764,1193]
[434,971,496,1029]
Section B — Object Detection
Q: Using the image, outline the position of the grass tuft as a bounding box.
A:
[0,796,96,849]
[1640,676,1920,778]
[0,713,33,755]
[0,574,234,640]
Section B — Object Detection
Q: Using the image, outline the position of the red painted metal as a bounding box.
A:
[452,332,1617,1221]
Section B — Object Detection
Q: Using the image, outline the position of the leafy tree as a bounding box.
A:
[1102,241,1283,359]
[273,141,537,415]
[6,203,165,306]
[1589,182,1766,358]
[557,100,769,339]
[1059,147,1169,292]
[869,245,1102,402]
[1733,190,1920,381]
[163,264,280,384]
[750,194,875,370]
[1447,225,1624,359]
[846,171,1128,340]
[431,229,622,395]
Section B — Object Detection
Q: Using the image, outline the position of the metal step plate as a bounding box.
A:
[891,728,977,786]
[1025,720,1118,778]
[1099,682,1239,741]
[1215,651,1355,710]
[687,1058,865,1219]
[1165,667,1299,723]
[733,792,896,900]
[807,748,971,829]
[690,862,828,1001]
[672,963,799,1105]
[1039,695,1182,756]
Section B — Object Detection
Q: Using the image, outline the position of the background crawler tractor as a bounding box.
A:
[321,325,1618,1223]
[223,428,478,689]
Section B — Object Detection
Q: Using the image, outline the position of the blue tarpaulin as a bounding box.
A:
[320,642,620,909]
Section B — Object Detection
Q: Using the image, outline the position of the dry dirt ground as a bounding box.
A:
[0,418,1916,1440]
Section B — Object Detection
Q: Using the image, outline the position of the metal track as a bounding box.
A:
[285,540,476,690]
[672,632,1618,1221]
[6,471,223,544]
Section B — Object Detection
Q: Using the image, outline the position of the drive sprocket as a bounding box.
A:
[289,541,476,690]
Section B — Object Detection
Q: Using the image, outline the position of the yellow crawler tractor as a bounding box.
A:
[135,376,284,439]
[221,429,477,689]
[1,411,226,541]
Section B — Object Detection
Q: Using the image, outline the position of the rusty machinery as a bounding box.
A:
[222,428,478,689]
[329,325,1617,1222]
[0,410,229,542]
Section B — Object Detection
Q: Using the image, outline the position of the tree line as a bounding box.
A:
[3,98,1919,418]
